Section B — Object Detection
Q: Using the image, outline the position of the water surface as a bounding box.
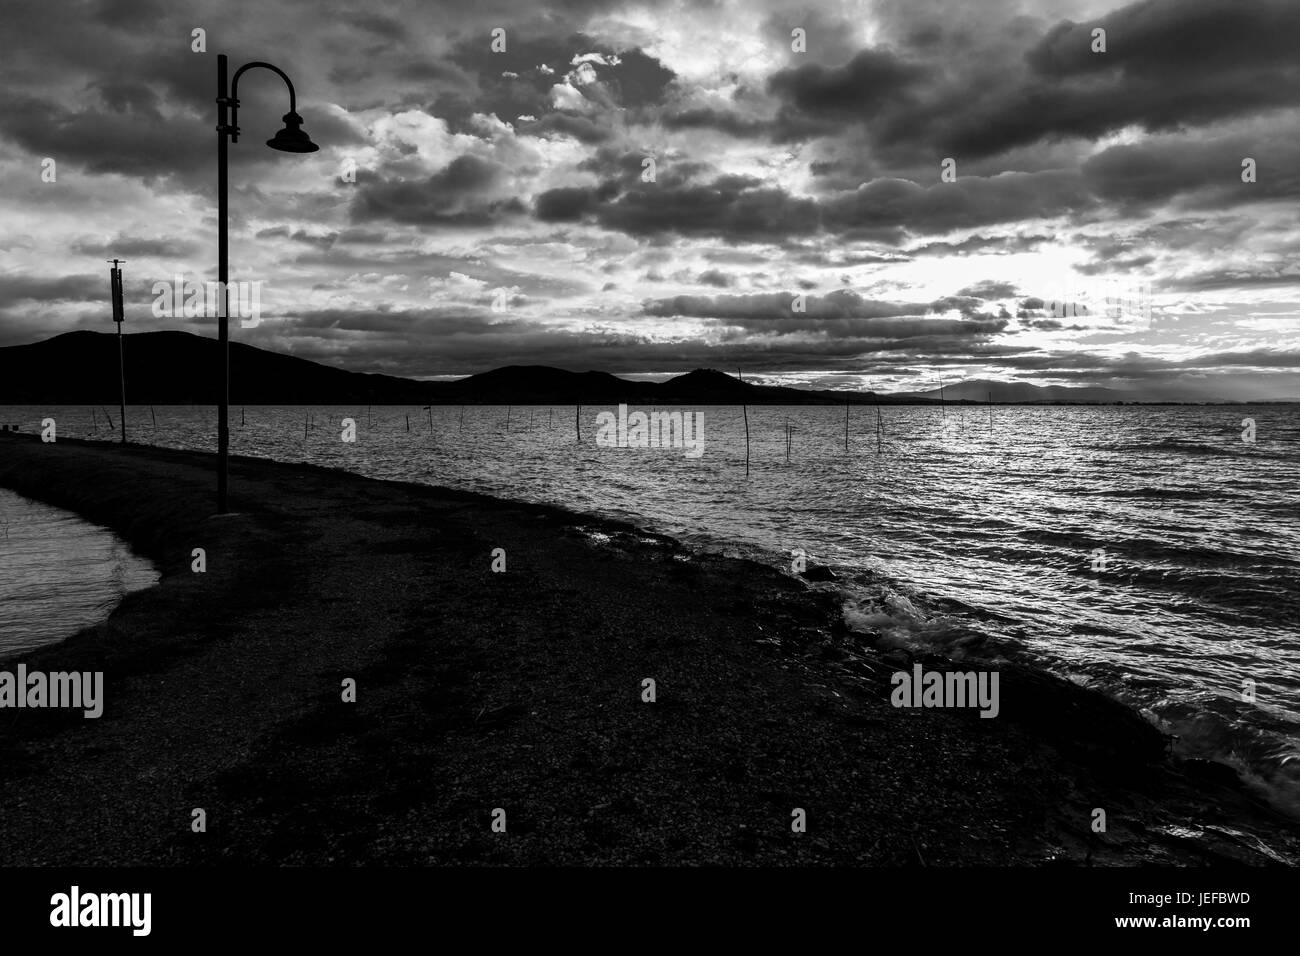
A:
[5,403,1298,813]
[0,487,158,656]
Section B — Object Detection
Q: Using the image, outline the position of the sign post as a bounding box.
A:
[108,259,127,444]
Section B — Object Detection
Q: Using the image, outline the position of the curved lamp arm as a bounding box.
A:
[225,61,299,143]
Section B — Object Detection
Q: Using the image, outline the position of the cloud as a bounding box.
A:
[824,170,1094,234]
[71,235,202,258]
[351,154,525,226]
[957,280,1019,300]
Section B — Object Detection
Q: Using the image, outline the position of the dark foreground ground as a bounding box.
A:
[0,432,1297,866]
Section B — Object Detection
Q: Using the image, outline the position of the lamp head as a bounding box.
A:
[266,111,318,153]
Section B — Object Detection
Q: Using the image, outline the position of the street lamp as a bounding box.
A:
[215,54,318,513]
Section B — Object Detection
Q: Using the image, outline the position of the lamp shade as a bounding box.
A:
[266,111,318,153]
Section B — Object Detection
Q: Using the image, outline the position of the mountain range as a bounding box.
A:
[0,331,1281,405]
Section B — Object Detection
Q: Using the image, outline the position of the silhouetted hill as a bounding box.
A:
[0,331,1201,405]
[0,331,439,404]
[0,332,896,405]
[894,378,1129,404]
[444,366,654,404]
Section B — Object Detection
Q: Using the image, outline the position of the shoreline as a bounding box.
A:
[0,432,1297,865]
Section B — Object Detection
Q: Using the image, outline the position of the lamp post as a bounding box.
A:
[215,54,318,513]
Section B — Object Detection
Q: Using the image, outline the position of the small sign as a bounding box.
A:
[109,264,124,324]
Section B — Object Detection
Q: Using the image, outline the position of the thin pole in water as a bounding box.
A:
[427,406,433,435]
[92,408,98,430]
[988,391,993,435]
[102,407,114,431]
[738,368,749,477]
[151,405,157,429]
[876,402,883,454]
[937,374,946,419]
[459,405,465,430]
[240,406,244,427]
[304,411,308,441]
[575,404,580,444]
[742,404,750,476]
[406,413,410,432]
[844,400,849,453]
[506,405,511,432]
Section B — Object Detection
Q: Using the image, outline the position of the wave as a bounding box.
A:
[1085,486,1236,501]
[1085,439,1300,461]
[837,572,1300,819]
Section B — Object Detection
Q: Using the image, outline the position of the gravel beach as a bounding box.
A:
[1,432,1297,866]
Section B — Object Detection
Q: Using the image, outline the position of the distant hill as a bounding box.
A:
[0,330,1158,405]
[0,331,436,405]
[894,378,1129,404]
[446,366,654,404]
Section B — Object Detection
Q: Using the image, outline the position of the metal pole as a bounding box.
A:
[117,324,126,443]
[217,54,230,513]
[108,259,127,444]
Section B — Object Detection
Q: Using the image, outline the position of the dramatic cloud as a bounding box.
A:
[0,0,1295,396]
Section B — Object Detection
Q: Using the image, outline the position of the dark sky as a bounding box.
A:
[2,0,1298,399]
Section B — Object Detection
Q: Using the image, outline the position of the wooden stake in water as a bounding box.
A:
[988,391,993,435]
[529,408,533,432]
[876,403,883,454]
[506,405,511,432]
[102,407,114,431]
[844,400,849,453]
[426,406,433,435]
[92,408,97,430]
[240,406,244,427]
[937,374,946,419]
[151,405,157,428]
[785,419,791,462]
[742,403,751,476]
[304,411,308,441]
[738,368,750,477]
[406,413,410,433]
[575,404,580,444]
[459,405,465,431]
